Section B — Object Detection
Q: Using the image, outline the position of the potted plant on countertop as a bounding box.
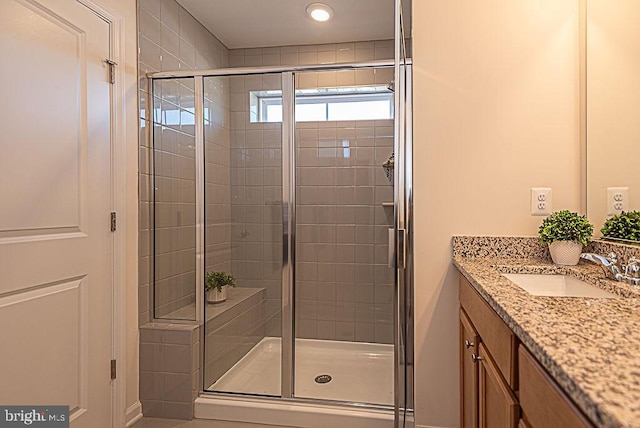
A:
[539,210,594,266]
[205,271,236,304]
[601,211,640,243]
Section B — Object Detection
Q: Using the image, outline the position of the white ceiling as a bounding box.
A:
[176,0,410,49]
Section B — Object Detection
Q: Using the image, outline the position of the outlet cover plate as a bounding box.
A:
[531,188,552,216]
[607,187,629,215]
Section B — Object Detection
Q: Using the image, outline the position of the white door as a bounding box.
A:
[0,0,114,426]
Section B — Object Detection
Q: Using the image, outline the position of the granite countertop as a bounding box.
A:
[452,237,640,428]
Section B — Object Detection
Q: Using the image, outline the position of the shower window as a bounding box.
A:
[250,86,394,123]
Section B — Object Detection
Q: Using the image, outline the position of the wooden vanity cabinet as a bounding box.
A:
[518,346,592,428]
[460,309,478,428]
[459,274,594,428]
[459,276,518,428]
[478,343,519,428]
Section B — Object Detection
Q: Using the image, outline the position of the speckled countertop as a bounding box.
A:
[452,236,640,428]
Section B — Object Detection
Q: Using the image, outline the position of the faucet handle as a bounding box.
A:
[625,257,640,276]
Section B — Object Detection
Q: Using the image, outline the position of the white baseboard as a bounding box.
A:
[125,401,143,427]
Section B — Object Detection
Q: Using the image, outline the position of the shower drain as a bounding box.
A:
[314,374,332,384]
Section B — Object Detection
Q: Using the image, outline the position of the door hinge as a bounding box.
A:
[110,212,117,232]
[110,359,117,379]
[104,59,117,84]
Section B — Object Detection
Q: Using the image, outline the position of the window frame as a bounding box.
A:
[251,87,394,123]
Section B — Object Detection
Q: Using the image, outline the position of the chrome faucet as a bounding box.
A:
[580,252,640,286]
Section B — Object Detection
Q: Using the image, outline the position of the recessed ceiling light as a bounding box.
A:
[306,3,334,22]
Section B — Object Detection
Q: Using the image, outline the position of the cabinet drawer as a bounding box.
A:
[519,346,592,428]
[459,276,517,388]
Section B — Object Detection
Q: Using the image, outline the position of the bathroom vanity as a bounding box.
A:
[453,236,640,428]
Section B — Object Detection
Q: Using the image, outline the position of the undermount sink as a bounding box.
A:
[502,273,616,298]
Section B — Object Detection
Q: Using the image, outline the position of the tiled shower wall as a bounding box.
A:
[204,77,232,279]
[228,40,395,68]
[294,119,395,343]
[229,74,284,338]
[138,0,230,323]
[228,44,396,343]
[151,77,198,319]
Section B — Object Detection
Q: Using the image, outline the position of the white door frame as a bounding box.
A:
[76,0,129,426]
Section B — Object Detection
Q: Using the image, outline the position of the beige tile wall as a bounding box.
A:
[294,119,395,343]
[138,0,230,322]
[204,289,266,388]
[228,41,395,68]
[228,73,284,339]
[139,323,200,419]
[204,76,232,278]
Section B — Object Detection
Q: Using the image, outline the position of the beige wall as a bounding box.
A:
[586,0,640,235]
[412,1,581,426]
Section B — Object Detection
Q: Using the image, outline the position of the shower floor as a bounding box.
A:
[208,337,394,406]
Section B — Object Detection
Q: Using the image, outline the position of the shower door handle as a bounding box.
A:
[388,228,395,268]
[388,228,406,269]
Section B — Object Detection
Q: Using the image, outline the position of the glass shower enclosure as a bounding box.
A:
[149,61,412,415]
[147,0,413,424]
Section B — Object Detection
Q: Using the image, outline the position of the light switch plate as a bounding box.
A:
[531,188,552,216]
[607,187,629,215]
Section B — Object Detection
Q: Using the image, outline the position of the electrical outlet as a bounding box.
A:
[531,188,552,216]
[607,187,629,215]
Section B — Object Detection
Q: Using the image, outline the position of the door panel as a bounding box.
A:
[292,68,395,405]
[394,0,413,425]
[203,73,284,397]
[460,309,478,428]
[478,344,518,428]
[0,0,113,426]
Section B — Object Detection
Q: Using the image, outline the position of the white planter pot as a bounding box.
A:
[548,241,583,266]
[206,286,228,304]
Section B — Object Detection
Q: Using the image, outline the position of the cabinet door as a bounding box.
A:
[519,346,592,428]
[460,308,479,428]
[478,343,519,428]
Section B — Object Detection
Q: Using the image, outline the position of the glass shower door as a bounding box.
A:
[394,0,414,425]
[203,73,284,397]
[292,67,396,405]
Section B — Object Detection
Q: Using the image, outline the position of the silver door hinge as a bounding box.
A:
[110,212,117,232]
[104,59,117,84]
[110,359,117,379]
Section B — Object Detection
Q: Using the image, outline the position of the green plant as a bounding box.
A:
[538,210,593,246]
[205,271,236,293]
[601,211,640,242]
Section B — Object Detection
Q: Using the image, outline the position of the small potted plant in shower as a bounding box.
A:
[205,271,236,304]
[538,210,593,266]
